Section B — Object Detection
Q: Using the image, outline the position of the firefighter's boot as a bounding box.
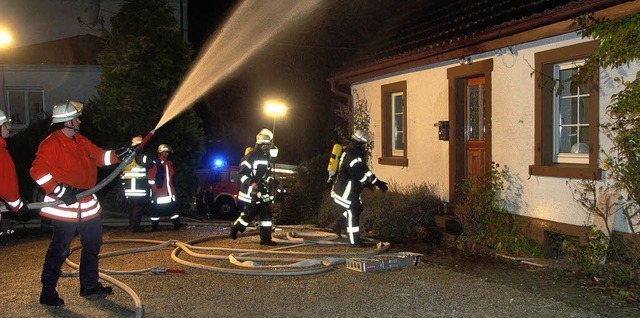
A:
[349,232,364,248]
[80,282,113,297]
[172,218,187,230]
[330,217,346,238]
[259,226,277,246]
[151,222,159,232]
[40,288,64,306]
[229,224,239,240]
[230,217,247,240]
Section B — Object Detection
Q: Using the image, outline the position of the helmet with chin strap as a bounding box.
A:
[51,100,83,123]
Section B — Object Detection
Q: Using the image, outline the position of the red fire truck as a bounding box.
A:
[195,166,241,219]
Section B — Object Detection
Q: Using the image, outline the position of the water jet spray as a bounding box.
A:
[1,0,323,213]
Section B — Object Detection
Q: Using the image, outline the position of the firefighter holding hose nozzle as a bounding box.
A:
[230,128,278,245]
[30,101,135,306]
[330,129,388,247]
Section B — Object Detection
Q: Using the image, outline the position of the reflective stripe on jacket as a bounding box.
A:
[238,149,272,204]
[331,143,377,203]
[30,130,119,222]
[121,155,150,198]
[147,155,175,204]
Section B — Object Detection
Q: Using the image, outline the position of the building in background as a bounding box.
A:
[329,0,640,247]
[0,0,187,133]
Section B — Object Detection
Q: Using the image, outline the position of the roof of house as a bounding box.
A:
[332,0,632,84]
[0,34,104,65]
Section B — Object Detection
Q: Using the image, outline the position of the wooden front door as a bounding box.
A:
[447,59,493,202]
[465,77,487,180]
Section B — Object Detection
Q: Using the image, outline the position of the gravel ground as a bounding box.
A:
[0,218,638,318]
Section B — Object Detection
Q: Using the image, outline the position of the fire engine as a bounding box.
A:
[195,165,241,219]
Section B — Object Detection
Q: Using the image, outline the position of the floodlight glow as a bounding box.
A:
[264,101,286,117]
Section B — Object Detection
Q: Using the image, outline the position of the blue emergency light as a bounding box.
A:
[213,158,226,168]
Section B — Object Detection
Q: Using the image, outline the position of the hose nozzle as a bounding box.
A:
[136,130,155,151]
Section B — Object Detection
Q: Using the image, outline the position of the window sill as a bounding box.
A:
[529,164,601,180]
[378,157,408,167]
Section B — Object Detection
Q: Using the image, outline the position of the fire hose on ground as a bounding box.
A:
[61,228,389,317]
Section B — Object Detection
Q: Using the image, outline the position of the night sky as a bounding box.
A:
[185,1,400,166]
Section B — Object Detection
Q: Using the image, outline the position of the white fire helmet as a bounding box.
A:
[352,129,368,143]
[0,109,11,126]
[256,128,273,144]
[131,136,143,147]
[51,100,83,123]
[157,144,172,153]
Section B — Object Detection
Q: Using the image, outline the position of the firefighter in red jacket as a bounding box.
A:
[0,110,29,235]
[30,101,132,307]
[147,144,186,231]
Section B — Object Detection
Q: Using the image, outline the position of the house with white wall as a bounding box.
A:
[0,0,187,132]
[328,0,640,245]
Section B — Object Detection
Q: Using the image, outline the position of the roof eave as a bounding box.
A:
[330,0,637,85]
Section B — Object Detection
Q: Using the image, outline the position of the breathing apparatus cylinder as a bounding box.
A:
[326,144,343,183]
[244,147,254,156]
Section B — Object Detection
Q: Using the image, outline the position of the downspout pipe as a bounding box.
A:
[328,77,352,107]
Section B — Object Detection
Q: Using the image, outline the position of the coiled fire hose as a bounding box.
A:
[61,229,389,318]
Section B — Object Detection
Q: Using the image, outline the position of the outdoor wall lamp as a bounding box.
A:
[458,56,472,65]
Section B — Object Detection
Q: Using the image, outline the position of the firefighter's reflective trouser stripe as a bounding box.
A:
[41,217,102,292]
[331,185,363,245]
[150,201,179,223]
[232,200,272,234]
[331,181,352,209]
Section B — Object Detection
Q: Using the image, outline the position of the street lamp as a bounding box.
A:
[0,30,11,114]
[0,31,10,48]
[264,100,286,142]
[264,100,286,181]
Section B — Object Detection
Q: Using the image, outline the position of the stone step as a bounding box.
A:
[425,225,462,247]
[433,214,463,233]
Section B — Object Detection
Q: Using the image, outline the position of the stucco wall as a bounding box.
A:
[352,32,639,233]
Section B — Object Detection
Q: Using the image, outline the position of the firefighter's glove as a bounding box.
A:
[51,184,78,205]
[374,180,388,192]
[116,147,135,162]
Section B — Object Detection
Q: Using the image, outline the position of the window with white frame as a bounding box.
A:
[530,41,600,180]
[6,90,45,128]
[554,60,589,164]
[391,92,404,156]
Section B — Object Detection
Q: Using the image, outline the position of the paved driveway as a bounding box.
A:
[0,219,637,317]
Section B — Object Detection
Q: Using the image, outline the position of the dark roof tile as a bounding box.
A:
[339,0,622,74]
